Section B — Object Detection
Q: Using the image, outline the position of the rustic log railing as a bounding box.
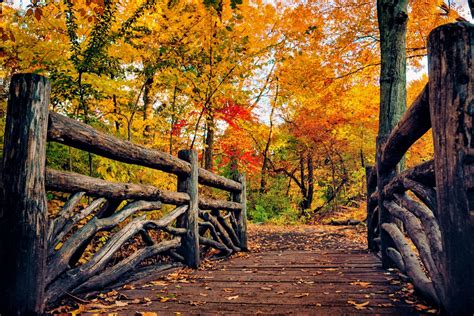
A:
[367,23,474,314]
[0,74,247,314]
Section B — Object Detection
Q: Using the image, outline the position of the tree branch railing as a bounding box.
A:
[366,22,474,314]
[0,74,247,314]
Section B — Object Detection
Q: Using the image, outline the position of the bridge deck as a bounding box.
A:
[80,226,428,315]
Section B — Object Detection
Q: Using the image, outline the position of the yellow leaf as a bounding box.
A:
[294,293,309,298]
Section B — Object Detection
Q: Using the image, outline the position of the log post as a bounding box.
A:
[0,74,50,314]
[366,166,377,251]
[177,149,200,267]
[376,135,397,268]
[232,173,248,250]
[428,22,474,314]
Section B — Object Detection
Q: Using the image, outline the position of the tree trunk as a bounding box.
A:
[306,154,314,209]
[143,76,154,137]
[376,0,408,268]
[204,114,215,171]
[260,104,275,193]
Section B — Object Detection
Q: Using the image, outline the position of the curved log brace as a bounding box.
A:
[386,247,405,272]
[73,237,181,294]
[382,223,439,304]
[212,210,241,247]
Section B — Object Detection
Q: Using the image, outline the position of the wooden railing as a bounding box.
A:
[0,74,247,314]
[367,23,474,314]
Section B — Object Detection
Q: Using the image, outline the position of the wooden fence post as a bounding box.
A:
[232,173,248,251]
[365,166,377,251]
[177,149,200,268]
[0,74,50,314]
[428,22,474,314]
[376,135,397,268]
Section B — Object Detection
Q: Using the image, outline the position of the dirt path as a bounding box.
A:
[59,225,433,315]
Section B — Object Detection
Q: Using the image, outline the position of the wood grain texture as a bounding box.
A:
[0,74,50,314]
[428,22,474,314]
[48,112,242,192]
[177,150,200,268]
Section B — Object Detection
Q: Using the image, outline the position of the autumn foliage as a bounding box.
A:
[0,0,466,222]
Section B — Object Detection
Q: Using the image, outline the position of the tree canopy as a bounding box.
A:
[0,0,467,223]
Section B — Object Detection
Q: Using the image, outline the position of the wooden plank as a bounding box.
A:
[0,74,50,314]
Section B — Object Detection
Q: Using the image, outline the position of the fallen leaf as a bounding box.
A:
[350,281,373,288]
[260,287,273,291]
[276,290,285,295]
[115,300,128,307]
[226,295,239,300]
[347,300,370,310]
[294,293,309,298]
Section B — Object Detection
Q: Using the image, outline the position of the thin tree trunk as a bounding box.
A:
[143,76,154,137]
[204,113,215,171]
[169,85,177,154]
[260,83,277,193]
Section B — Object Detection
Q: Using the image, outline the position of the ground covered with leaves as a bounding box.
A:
[50,223,436,315]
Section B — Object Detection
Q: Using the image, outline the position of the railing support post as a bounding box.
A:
[177,149,200,268]
[376,135,398,268]
[0,74,50,314]
[365,166,377,251]
[232,173,248,251]
[428,22,474,314]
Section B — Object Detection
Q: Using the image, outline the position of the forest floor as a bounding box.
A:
[50,220,437,315]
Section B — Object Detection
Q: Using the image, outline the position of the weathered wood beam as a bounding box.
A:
[201,212,240,252]
[176,150,200,268]
[45,169,241,213]
[72,238,181,294]
[384,200,443,299]
[47,192,86,246]
[212,210,241,247]
[0,74,50,315]
[381,223,439,304]
[46,206,185,304]
[47,112,242,192]
[199,221,220,243]
[49,197,106,252]
[199,236,232,255]
[232,173,248,250]
[380,85,431,171]
[199,196,242,211]
[47,202,186,285]
[46,168,189,205]
[394,193,442,261]
[386,247,405,272]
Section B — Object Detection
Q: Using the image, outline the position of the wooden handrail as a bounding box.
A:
[379,84,430,172]
[45,168,243,211]
[48,112,243,192]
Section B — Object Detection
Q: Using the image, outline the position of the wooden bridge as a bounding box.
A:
[0,23,473,315]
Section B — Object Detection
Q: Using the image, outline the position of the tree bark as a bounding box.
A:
[48,111,243,192]
[376,0,408,268]
[232,173,248,250]
[177,149,200,268]
[382,223,439,304]
[204,114,215,171]
[428,22,474,314]
[0,74,50,315]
